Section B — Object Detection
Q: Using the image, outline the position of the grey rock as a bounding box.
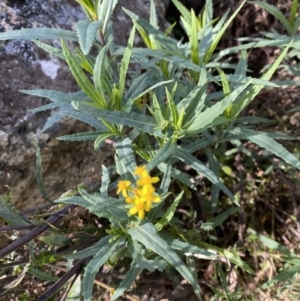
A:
[0,0,170,209]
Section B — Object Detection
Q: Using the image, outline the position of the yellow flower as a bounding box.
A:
[117,180,131,197]
[128,195,147,219]
[134,165,148,177]
[137,175,160,195]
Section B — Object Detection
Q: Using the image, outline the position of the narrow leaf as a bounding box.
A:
[175,147,237,205]
[128,222,202,300]
[83,238,121,301]
[0,28,77,41]
[76,19,102,55]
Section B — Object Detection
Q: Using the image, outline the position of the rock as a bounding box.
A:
[0,0,170,209]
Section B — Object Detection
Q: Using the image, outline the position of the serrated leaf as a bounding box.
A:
[172,0,192,25]
[33,40,65,59]
[249,1,292,34]
[55,191,128,221]
[190,9,199,65]
[232,42,291,117]
[61,40,105,107]
[76,19,102,55]
[97,0,118,34]
[0,196,30,226]
[64,235,112,260]
[94,132,113,150]
[60,106,106,130]
[73,102,163,137]
[175,147,237,205]
[115,138,137,178]
[100,165,110,196]
[93,43,112,100]
[163,236,219,260]
[128,222,202,300]
[203,0,246,63]
[20,89,86,104]
[111,261,141,301]
[57,131,105,142]
[119,25,136,96]
[228,128,300,169]
[83,238,121,301]
[155,191,184,231]
[185,80,251,133]
[123,8,181,55]
[28,267,59,282]
[0,27,77,41]
[146,137,177,171]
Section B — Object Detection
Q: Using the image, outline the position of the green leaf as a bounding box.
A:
[97,0,118,34]
[67,274,82,301]
[55,191,128,221]
[129,48,201,72]
[185,80,252,133]
[203,0,246,63]
[205,150,220,213]
[123,8,182,55]
[155,191,184,231]
[0,27,77,41]
[73,102,163,137]
[130,240,168,272]
[248,229,294,256]
[223,250,255,275]
[178,71,207,124]
[151,93,167,127]
[190,9,199,65]
[93,43,112,101]
[111,260,141,301]
[20,89,86,104]
[232,42,291,117]
[201,208,240,231]
[57,131,106,142]
[166,85,179,128]
[0,196,30,226]
[171,0,192,25]
[175,147,237,205]
[28,267,59,282]
[95,132,114,150]
[146,137,177,171]
[76,19,102,55]
[61,39,105,107]
[128,222,202,300]
[100,165,110,196]
[83,238,121,301]
[150,0,158,28]
[119,26,136,96]
[159,163,195,189]
[249,1,292,34]
[228,128,300,170]
[164,237,219,261]
[65,235,112,260]
[115,138,137,178]
[263,265,300,288]
[33,40,65,59]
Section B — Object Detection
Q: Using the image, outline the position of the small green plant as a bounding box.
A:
[1,0,300,300]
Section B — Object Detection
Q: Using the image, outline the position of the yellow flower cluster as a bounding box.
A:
[117,166,160,219]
